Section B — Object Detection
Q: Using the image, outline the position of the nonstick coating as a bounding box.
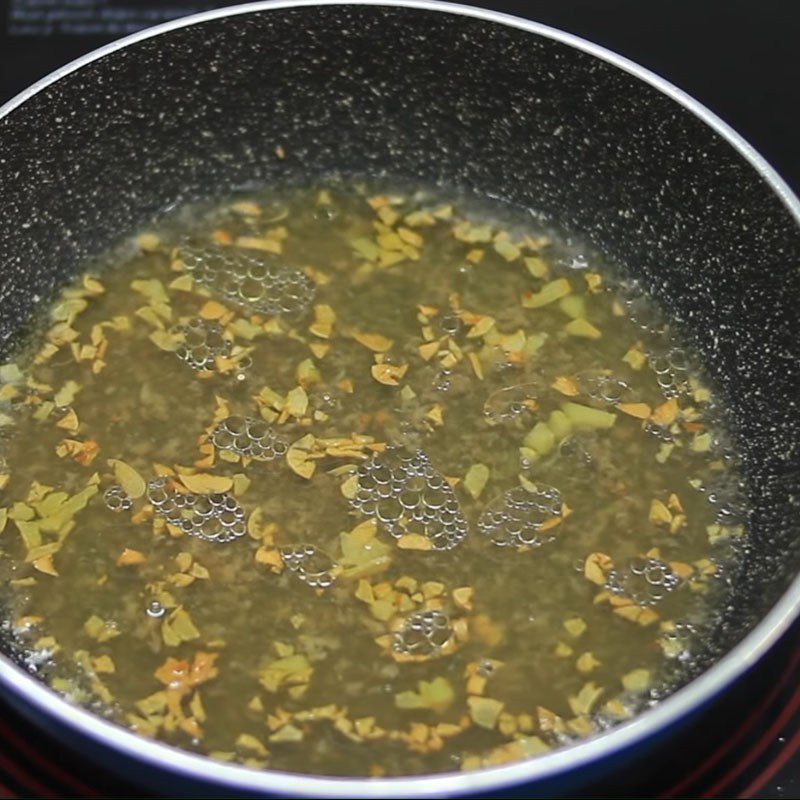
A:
[0,1,799,795]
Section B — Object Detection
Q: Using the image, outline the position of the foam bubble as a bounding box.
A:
[210,415,288,461]
[575,369,636,406]
[172,318,233,372]
[146,477,247,543]
[179,244,315,317]
[617,282,669,336]
[280,545,337,588]
[645,343,694,398]
[478,484,564,548]
[103,484,132,512]
[483,382,542,426]
[605,557,680,606]
[393,610,453,657]
[350,448,468,550]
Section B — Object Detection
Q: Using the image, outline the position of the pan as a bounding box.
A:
[0,2,799,796]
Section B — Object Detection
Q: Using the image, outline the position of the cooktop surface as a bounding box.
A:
[0,1,797,797]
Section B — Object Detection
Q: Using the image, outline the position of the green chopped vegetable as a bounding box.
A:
[561,401,616,430]
[558,295,586,320]
[621,669,651,693]
[467,696,505,729]
[565,318,601,339]
[521,278,571,308]
[547,409,573,440]
[524,421,556,455]
[464,463,490,499]
[395,677,454,713]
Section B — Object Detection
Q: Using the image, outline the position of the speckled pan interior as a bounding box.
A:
[0,2,799,686]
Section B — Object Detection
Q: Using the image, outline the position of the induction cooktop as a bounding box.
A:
[0,2,797,797]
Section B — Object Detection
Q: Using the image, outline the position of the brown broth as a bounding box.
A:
[0,182,746,776]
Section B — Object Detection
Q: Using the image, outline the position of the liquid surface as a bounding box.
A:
[0,183,746,776]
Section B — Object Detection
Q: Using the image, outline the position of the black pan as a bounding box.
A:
[0,2,799,796]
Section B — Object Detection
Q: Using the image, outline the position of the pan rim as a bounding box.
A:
[1,1,799,796]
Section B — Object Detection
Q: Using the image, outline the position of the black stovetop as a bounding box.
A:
[0,2,798,797]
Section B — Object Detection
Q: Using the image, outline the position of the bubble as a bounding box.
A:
[309,385,345,414]
[210,415,288,461]
[104,484,132,512]
[478,484,564,548]
[557,436,595,468]
[432,369,452,393]
[575,370,636,406]
[313,204,339,223]
[698,473,748,525]
[393,610,453,657]
[146,477,247,543]
[617,282,668,336]
[521,433,596,492]
[280,544,337,588]
[349,448,468,550]
[643,421,675,442]
[645,343,694,398]
[477,658,497,677]
[171,318,233,372]
[483,382,542,426]
[179,244,314,318]
[146,600,165,619]
[605,557,680,606]
[566,253,589,271]
[438,314,463,337]
[260,200,290,223]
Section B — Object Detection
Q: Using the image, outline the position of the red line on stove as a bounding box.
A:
[0,778,18,800]
[661,647,800,797]
[700,683,800,798]
[0,748,57,797]
[736,723,800,799]
[0,718,100,797]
